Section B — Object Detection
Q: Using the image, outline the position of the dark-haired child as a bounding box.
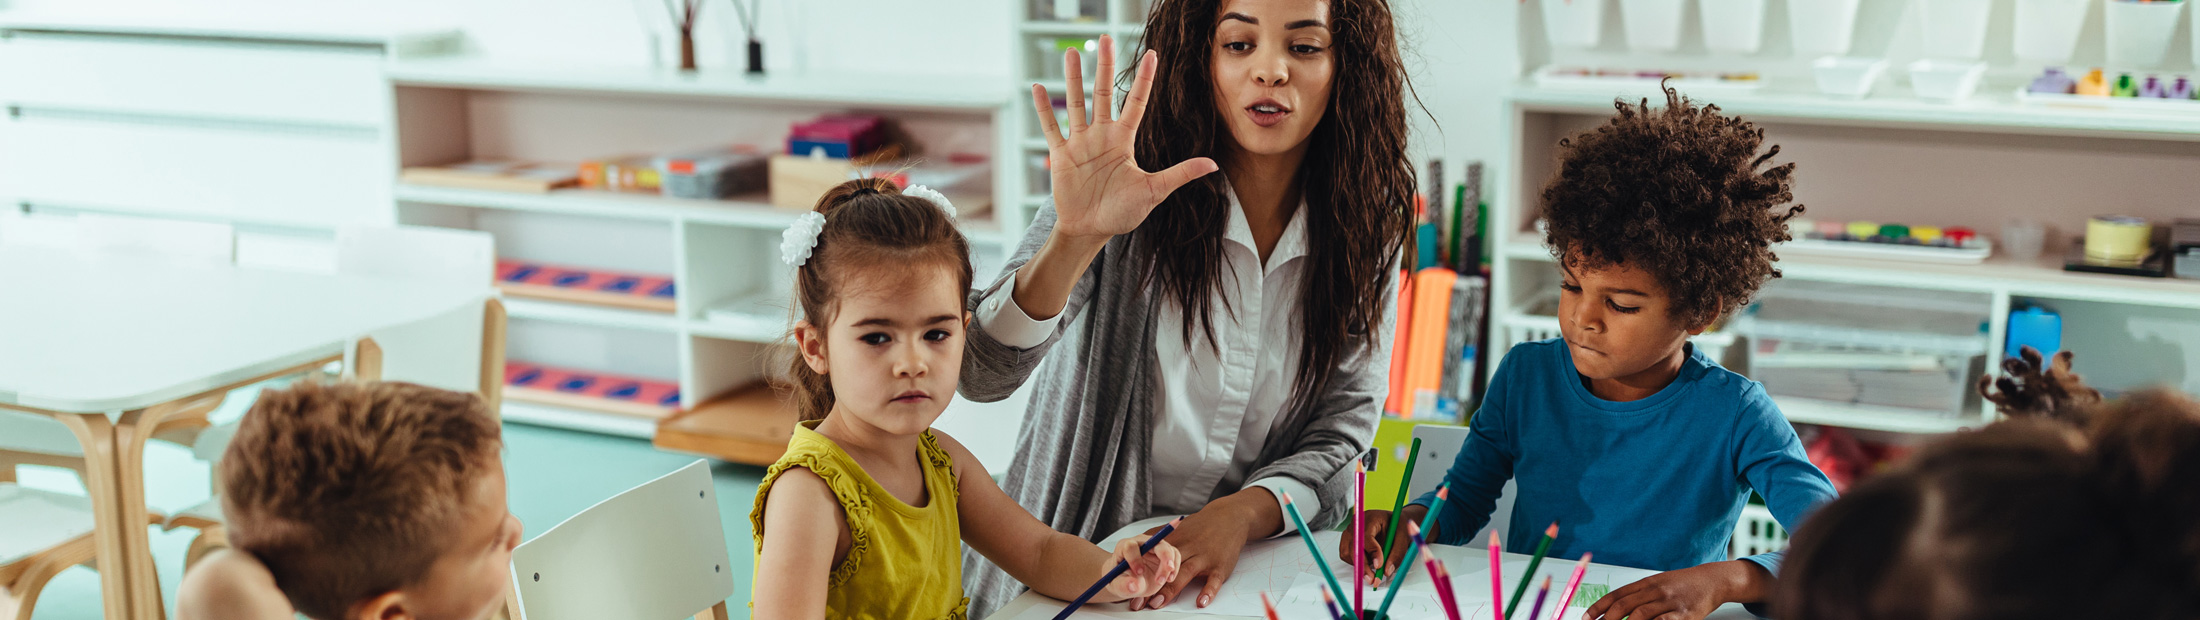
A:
[749,179,1182,619]
[1778,349,2200,619]
[1342,88,1837,620]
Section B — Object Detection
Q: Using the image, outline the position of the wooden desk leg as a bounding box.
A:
[55,413,134,620]
[118,404,192,620]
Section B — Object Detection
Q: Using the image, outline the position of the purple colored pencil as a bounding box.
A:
[1523,576,1551,620]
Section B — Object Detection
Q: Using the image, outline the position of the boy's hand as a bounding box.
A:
[1103,536,1182,601]
[1335,505,1428,585]
[1582,560,1769,620]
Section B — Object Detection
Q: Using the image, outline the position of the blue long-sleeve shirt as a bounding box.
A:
[1412,339,1836,576]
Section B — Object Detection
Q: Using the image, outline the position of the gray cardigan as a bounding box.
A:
[957,203,1387,617]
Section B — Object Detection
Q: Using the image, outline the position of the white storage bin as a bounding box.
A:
[1543,0,1610,49]
[1789,0,1864,55]
[1814,56,1888,98]
[2104,0,2186,68]
[1622,0,1689,52]
[2013,0,2093,63]
[1909,59,1987,101]
[1918,0,1996,60]
[1701,0,1770,54]
[1734,282,1991,418]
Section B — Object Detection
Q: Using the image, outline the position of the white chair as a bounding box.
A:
[1407,424,1516,548]
[76,213,235,265]
[0,445,164,620]
[509,460,734,620]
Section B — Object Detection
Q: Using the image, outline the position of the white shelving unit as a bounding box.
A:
[1491,8,2200,436]
[388,57,1020,437]
[1004,0,1151,227]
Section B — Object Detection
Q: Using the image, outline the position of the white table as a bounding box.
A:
[0,247,485,620]
[988,516,1759,620]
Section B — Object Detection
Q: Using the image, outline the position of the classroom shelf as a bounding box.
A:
[501,400,659,438]
[397,184,801,228]
[687,290,794,344]
[1508,81,2200,142]
[387,57,1006,112]
[1018,21,1112,36]
[1507,233,2200,310]
[1774,397,1982,434]
[502,297,682,333]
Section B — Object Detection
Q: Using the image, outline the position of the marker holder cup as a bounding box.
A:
[1789,0,1864,56]
[2012,0,2093,63]
[1622,0,1689,52]
[1702,0,1770,54]
[2104,0,2186,69]
[1542,0,1610,49]
[1918,0,1996,61]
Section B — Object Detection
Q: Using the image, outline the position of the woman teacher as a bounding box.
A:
[959,0,1416,615]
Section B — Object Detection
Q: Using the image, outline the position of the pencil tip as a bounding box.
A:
[1545,522,1560,537]
[1437,486,1450,499]
[1279,491,1294,505]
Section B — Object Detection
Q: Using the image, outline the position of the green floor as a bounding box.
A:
[17,386,766,620]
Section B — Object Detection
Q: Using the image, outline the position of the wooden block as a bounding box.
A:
[507,386,677,420]
[769,155,858,211]
[653,382,800,466]
[496,282,678,313]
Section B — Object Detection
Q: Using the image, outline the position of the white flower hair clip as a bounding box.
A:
[780,211,827,267]
[902,185,956,221]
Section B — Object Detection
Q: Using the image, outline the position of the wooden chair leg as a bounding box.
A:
[693,601,730,620]
[482,297,507,418]
[184,527,229,573]
[352,337,384,382]
[9,535,95,620]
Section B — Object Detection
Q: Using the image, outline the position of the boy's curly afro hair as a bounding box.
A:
[1541,85,1803,329]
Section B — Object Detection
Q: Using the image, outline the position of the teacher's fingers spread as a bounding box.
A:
[1116,51,1159,132]
[1062,47,1087,134]
[1091,35,1115,125]
[1029,84,1064,149]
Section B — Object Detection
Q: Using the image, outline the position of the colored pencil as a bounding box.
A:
[1355,462,1366,619]
[1378,437,1424,580]
[1049,518,1180,620]
[1321,582,1349,620]
[1550,553,1593,615]
[1425,551,1462,620]
[1375,521,1431,619]
[1524,576,1552,620]
[1282,492,1354,610]
[1505,522,1559,618]
[1261,592,1281,620]
[1489,531,1505,620]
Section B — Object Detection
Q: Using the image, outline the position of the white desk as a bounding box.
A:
[0,247,485,620]
[988,517,1758,620]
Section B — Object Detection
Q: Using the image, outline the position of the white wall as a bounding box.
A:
[2,0,1014,77]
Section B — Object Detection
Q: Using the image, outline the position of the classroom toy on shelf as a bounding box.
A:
[398,160,580,193]
[1779,218,1992,265]
[495,258,678,313]
[654,381,800,466]
[505,361,682,419]
[2017,67,2200,111]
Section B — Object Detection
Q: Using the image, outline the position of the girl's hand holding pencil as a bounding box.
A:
[1102,535,1183,600]
[1339,505,1431,585]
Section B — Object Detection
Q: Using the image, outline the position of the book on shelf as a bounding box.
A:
[400,160,579,194]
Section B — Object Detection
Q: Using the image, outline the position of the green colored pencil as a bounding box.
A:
[1282,491,1352,609]
[1376,437,1423,580]
[1504,522,1561,618]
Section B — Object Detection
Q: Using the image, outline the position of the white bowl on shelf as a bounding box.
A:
[1908,59,1986,102]
[1814,56,1888,98]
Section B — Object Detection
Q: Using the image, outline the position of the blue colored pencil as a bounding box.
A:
[1051,518,1180,620]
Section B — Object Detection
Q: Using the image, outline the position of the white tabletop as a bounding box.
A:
[0,247,486,413]
[988,516,1758,620]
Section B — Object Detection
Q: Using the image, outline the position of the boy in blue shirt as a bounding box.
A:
[1347,87,1836,620]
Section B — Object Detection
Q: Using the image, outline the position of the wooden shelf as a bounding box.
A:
[687,290,793,343]
[1018,21,1112,36]
[654,382,799,466]
[388,57,1006,112]
[397,184,1007,243]
[501,400,658,438]
[1775,397,1981,434]
[1508,81,2200,142]
[1507,233,2200,310]
[502,297,681,333]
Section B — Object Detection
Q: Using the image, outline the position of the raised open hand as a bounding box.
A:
[1031,35,1219,242]
[1979,346,2101,421]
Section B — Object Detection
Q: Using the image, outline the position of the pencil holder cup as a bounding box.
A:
[1789,0,1864,55]
[1622,0,1689,52]
[2013,0,2092,63]
[1542,0,1609,49]
[1701,0,1770,54]
[2104,0,2185,68]
[1918,0,1996,60]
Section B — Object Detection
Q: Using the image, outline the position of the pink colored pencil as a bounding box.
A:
[1425,554,1461,620]
[1355,462,1365,619]
[1489,531,1505,620]
[1550,553,1593,615]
